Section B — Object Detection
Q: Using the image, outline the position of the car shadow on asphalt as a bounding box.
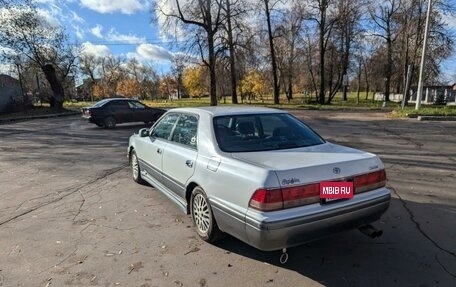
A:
[85,123,152,131]
[213,198,455,287]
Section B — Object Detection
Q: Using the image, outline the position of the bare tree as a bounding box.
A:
[275,1,306,102]
[171,54,186,99]
[306,0,339,104]
[0,0,78,109]
[98,55,125,97]
[155,0,223,106]
[369,0,402,102]
[220,0,250,104]
[333,0,362,102]
[396,0,454,104]
[79,53,100,101]
[262,0,281,104]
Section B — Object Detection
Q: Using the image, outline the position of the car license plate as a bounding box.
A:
[320,181,354,202]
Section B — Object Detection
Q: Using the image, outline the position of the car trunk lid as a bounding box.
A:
[231,142,382,185]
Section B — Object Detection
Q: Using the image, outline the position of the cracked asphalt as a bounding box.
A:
[0,111,454,287]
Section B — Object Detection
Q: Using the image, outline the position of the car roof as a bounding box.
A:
[103,98,131,102]
[169,106,285,117]
[93,97,137,106]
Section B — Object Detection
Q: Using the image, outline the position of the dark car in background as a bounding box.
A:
[82,98,165,128]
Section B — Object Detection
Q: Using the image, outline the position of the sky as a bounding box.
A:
[39,0,176,73]
[1,0,456,83]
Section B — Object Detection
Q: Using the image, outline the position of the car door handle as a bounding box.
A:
[156,148,162,154]
[185,160,193,168]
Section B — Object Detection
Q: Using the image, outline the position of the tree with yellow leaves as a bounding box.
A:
[237,70,268,102]
[182,66,209,98]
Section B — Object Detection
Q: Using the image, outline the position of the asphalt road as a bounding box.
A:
[0,111,455,287]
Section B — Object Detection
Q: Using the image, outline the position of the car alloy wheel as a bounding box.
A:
[193,193,210,234]
[130,150,145,184]
[190,187,222,242]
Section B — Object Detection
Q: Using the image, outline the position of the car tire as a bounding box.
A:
[103,116,116,129]
[130,150,145,184]
[190,186,222,243]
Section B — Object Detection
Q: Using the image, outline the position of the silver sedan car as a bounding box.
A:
[128,107,390,251]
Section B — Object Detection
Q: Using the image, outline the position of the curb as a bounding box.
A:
[0,111,80,124]
[417,115,456,121]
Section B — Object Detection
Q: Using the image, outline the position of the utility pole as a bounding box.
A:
[416,0,432,110]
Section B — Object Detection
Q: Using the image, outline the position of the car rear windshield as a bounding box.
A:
[92,99,111,108]
[213,113,325,152]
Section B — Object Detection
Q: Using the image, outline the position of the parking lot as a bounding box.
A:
[0,110,455,287]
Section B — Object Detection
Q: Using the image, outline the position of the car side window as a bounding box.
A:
[170,114,198,149]
[151,114,179,140]
[108,101,130,110]
[128,101,146,109]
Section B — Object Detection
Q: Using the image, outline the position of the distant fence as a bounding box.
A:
[374,87,456,105]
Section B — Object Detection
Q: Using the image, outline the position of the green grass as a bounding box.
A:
[391,105,456,118]
[63,92,386,110]
[56,93,456,119]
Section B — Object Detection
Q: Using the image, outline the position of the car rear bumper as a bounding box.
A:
[244,187,390,251]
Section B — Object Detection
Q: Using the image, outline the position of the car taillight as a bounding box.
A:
[249,169,387,212]
[249,188,283,211]
[282,184,320,208]
[354,169,387,194]
[249,183,320,211]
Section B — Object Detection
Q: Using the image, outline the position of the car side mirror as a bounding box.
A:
[139,128,150,137]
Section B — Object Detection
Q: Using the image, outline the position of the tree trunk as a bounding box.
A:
[384,25,393,102]
[42,64,64,110]
[264,0,280,104]
[342,26,350,101]
[226,0,238,104]
[287,38,295,101]
[287,78,293,102]
[207,30,217,106]
[318,2,327,105]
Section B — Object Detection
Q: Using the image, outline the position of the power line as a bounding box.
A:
[75,39,186,46]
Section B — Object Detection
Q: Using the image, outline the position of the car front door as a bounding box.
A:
[108,100,132,123]
[134,113,180,183]
[161,114,199,200]
[128,100,150,122]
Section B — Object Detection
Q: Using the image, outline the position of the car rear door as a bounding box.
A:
[135,113,180,183]
[161,113,199,200]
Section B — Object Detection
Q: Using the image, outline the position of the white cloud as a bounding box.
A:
[81,42,112,58]
[155,0,186,41]
[127,44,172,62]
[106,28,145,44]
[80,0,147,15]
[90,24,103,38]
[36,8,61,29]
[73,25,85,39]
[34,0,57,4]
[70,10,85,24]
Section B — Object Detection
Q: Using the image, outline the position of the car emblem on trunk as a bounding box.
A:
[333,167,341,174]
